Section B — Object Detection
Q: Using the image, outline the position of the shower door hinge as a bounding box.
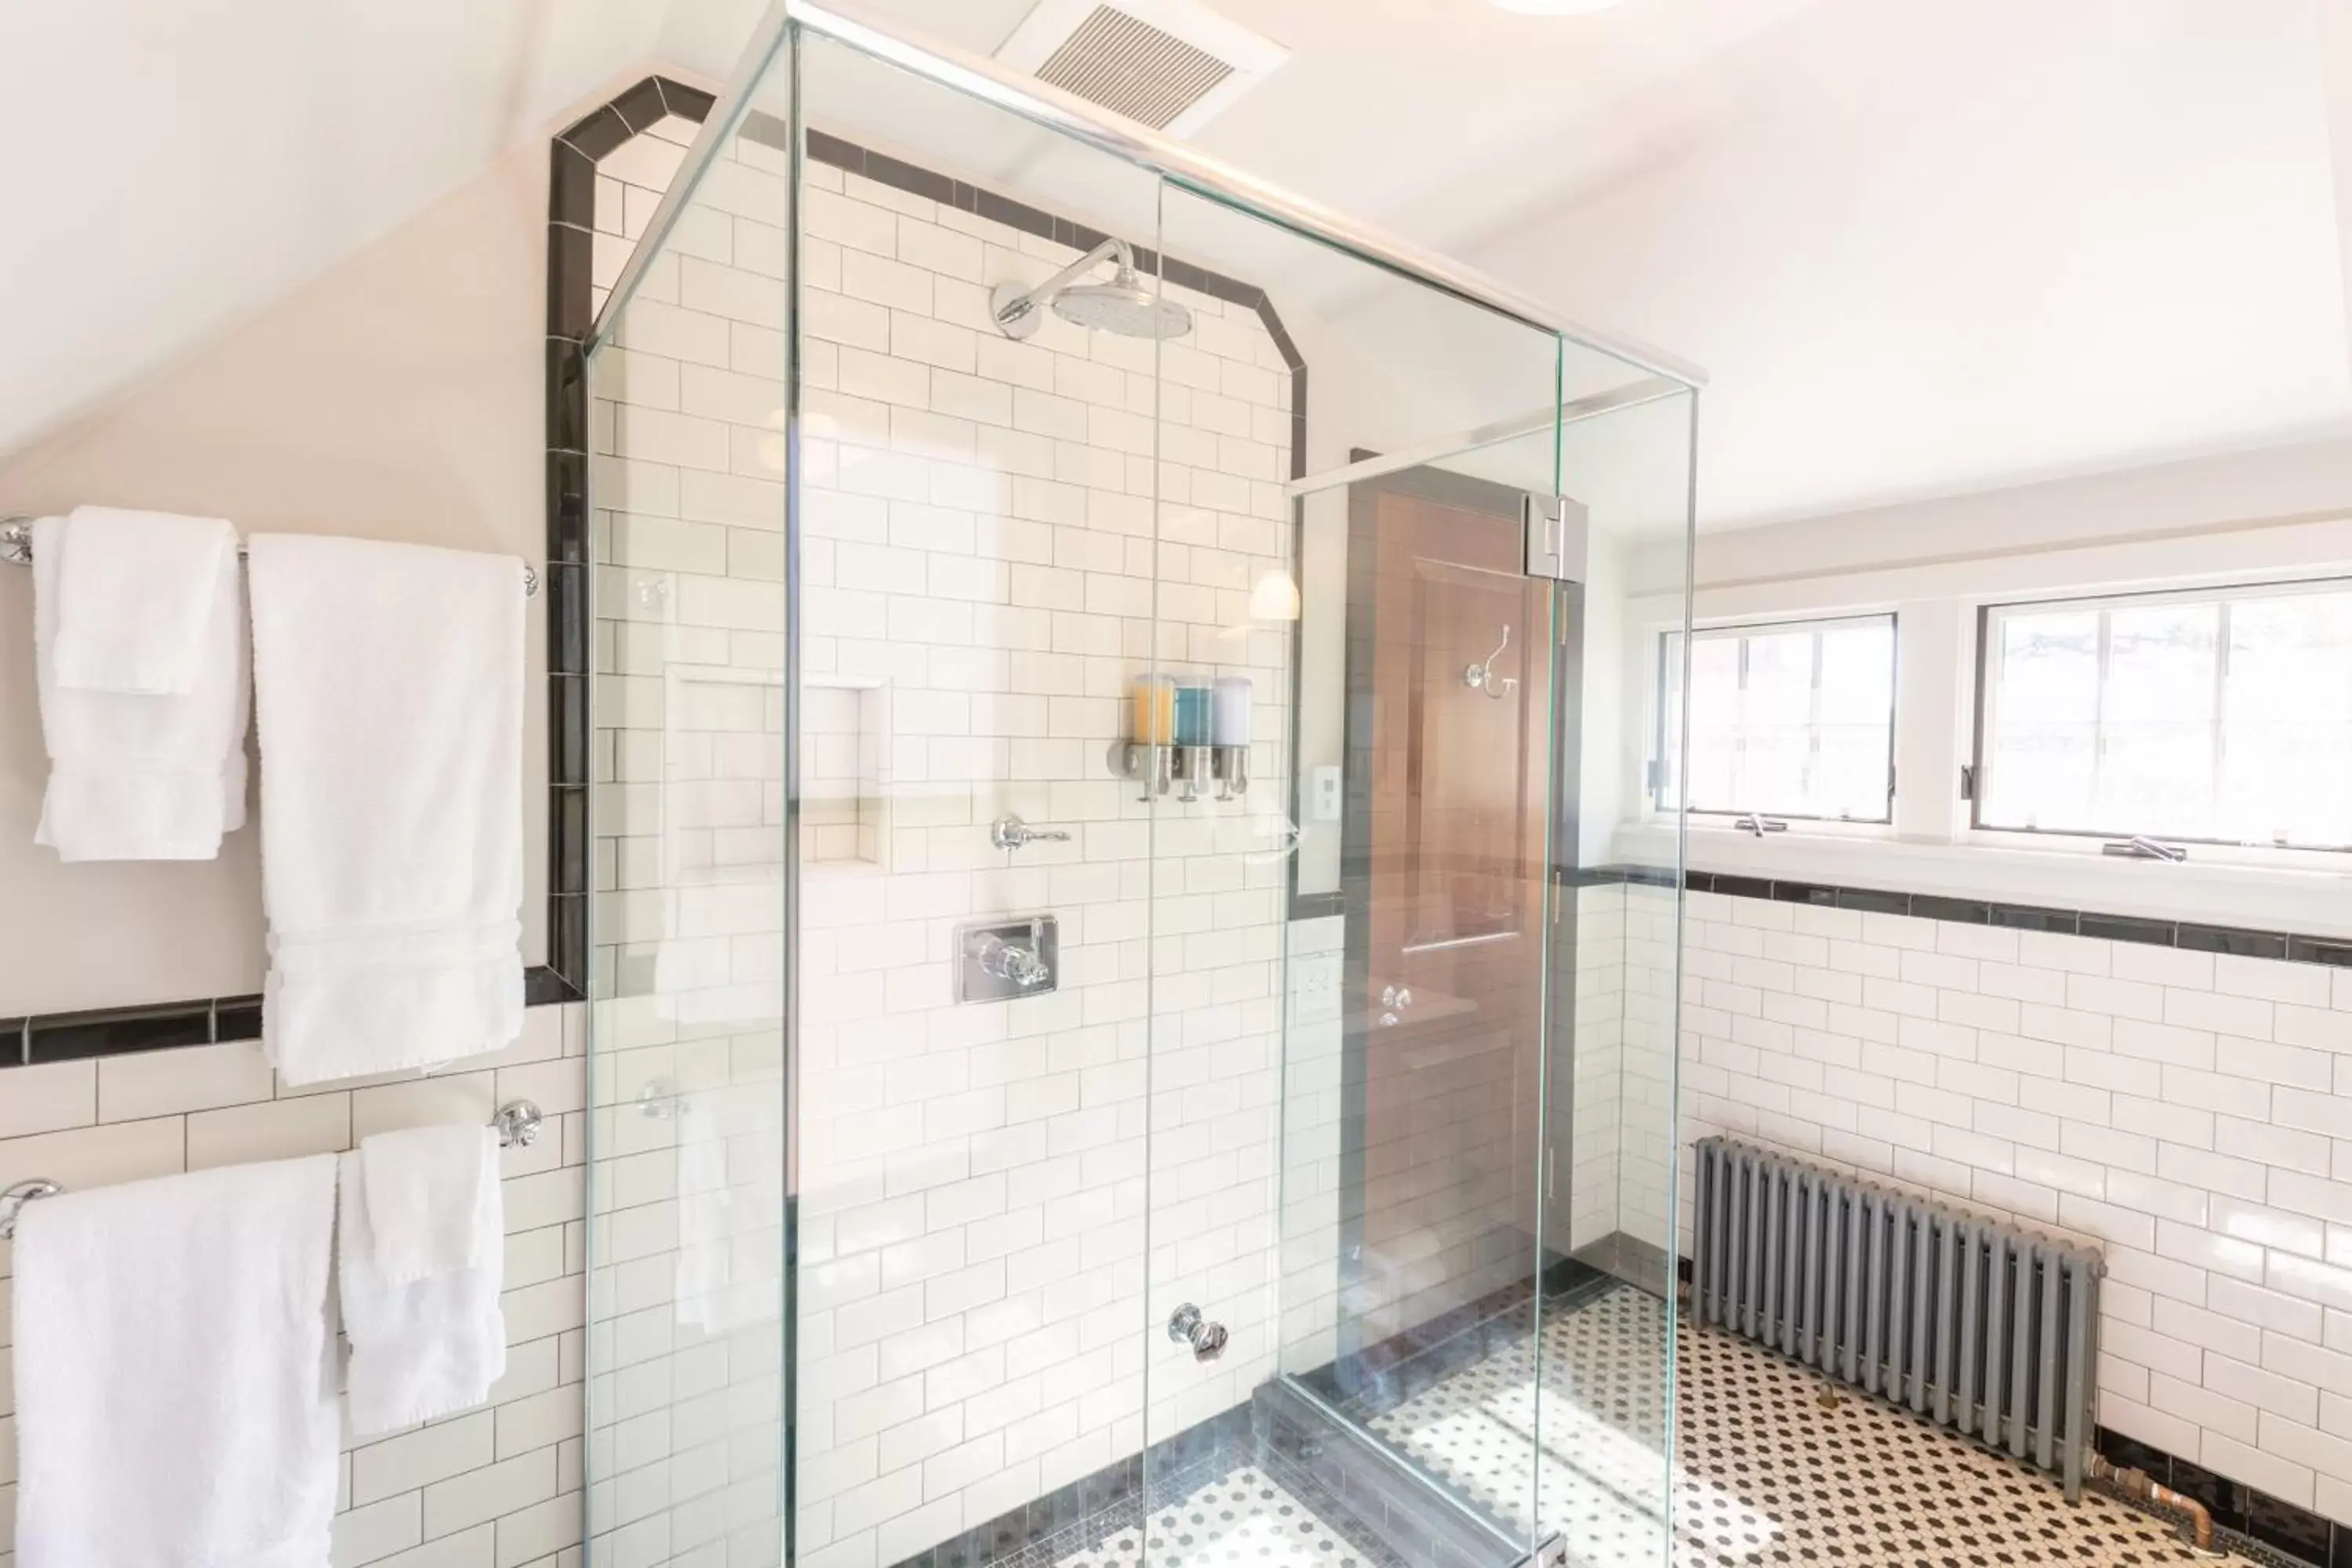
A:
[1523,494,1590,583]
[1645,758,1665,792]
[1959,763,1977,801]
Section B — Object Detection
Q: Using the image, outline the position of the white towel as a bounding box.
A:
[336,1134,507,1436]
[29,513,249,861]
[12,1155,340,1568]
[246,534,525,1084]
[50,506,240,694]
[361,1120,495,1282]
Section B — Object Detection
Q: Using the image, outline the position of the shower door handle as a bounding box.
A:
[1167,1303,1228,1362]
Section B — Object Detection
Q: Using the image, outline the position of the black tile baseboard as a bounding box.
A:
[2093,1426,2350,1568]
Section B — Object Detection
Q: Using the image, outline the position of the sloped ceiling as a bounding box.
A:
[6,0,2352,530]
[0,0,670,460]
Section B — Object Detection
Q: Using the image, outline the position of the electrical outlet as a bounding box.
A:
[1311,765,1341,822]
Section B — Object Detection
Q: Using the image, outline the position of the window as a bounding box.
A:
[1657,614,1896,822]
[1975,580,2352,849]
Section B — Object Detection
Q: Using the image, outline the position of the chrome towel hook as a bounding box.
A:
[1464,625,1518,700]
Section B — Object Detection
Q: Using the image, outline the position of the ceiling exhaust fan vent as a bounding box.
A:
[996,0,1288,136]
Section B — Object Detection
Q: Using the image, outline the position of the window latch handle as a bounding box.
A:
[2102,836,2187,862]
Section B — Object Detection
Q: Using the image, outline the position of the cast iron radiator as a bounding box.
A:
[1691,1135,2105,1499]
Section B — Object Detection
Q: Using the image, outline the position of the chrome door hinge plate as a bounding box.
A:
[1523,495,1591,583]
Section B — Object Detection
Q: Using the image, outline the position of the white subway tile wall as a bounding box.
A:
[1674,887,2352,1523]
[588,122,1305,1568]
[0,1005,588,1568]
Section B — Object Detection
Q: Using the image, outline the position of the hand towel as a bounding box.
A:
[12,1155,340,1568]
[29,513,250,861]
[49,506,240,694]
[361,1120,495,1282]
[246,533,524,1084]
[336,1133,508,1436]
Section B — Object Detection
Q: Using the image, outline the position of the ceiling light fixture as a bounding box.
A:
[1489,0,1638,13]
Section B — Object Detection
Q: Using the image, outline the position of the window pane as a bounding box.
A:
[1983,610,2096,830]
[2098,604,2216,837]
[1816,622,1894,816]
[1982,583,2352,849]
[1682,635,1739,811]
[1671,616,1893,822]
[2222,593,2352,846]
[1739,631,1813,813]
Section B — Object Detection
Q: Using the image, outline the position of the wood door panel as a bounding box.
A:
[1345,467,1555,1343]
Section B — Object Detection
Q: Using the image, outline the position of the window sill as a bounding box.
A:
[1613,818,2352,938]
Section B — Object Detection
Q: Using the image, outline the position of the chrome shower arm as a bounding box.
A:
[992,237,1131,328]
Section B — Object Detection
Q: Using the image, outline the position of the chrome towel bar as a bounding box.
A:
[0,1098,543,1241]
[0,517,539,598]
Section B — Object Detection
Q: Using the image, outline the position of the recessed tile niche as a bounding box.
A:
[801,674,888,868]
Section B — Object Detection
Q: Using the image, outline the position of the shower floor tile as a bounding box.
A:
[1048,1465,1377,1568]
[1368,1284,2217,1568]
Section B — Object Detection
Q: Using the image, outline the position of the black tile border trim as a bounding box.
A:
[1578,862,2352,973]
[5,967,575,1068]
[2092,1426,2348,1568]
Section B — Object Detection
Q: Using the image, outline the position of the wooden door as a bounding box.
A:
[1341,464,1559,1348]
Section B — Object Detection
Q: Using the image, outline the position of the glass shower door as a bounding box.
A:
[1137,178,1582,1567]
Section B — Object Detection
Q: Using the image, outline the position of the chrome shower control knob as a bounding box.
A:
[1381,985,1412,1009]
[1167,1303,1229,1362]
[973,933,1050,989]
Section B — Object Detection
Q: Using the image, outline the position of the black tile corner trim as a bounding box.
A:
[536,74,713,1004]
[1640,863,2352,979]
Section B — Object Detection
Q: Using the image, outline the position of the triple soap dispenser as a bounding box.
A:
[1123,674,1251,800]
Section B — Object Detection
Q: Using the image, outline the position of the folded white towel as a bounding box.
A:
[50,506,240,695]
[13,1155,341,1568]
[336,1136,507,1436]
[30,513,249,861]
[247,534,525,1084]
[361,1120,493,1282]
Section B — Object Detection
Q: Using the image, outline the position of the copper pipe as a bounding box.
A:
[2085,1453,2217,1553]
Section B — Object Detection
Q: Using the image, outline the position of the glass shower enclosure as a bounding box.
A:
[581,8,1700,1566]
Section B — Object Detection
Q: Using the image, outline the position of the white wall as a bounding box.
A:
[1679,892,2352,1523]
[0,133,560,1017]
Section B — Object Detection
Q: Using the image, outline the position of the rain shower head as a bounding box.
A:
[1049,271,1194,338]
[990,239,1194,341]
